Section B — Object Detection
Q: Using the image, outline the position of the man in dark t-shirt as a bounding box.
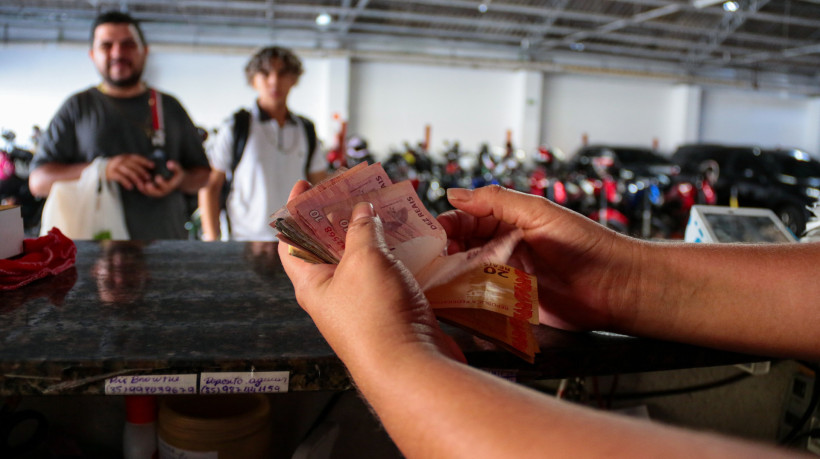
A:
[30,11,210,240]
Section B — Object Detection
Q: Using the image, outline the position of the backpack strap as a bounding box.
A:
[221,111,316,212]
[297,115,318,178]
[231,109,252,176]
[219,108,251,211]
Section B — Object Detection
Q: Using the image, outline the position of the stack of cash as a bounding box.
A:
[271,163,540,362]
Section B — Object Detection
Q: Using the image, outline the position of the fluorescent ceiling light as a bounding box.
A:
[316,13,332,26]
[723,1,739,11]
[692,0,723,8]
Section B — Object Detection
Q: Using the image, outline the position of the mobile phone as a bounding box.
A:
[151,149,172,180]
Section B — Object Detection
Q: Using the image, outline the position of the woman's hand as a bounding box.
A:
[278,181,464,372]
[438,185,641,331]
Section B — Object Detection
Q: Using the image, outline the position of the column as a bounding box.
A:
[512,70,543,153]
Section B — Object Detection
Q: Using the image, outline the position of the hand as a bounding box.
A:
[137,160,185,198]
[438,186,639,331]
[279,181,465,369]
[105,154,153,191]
[200,232,218,242]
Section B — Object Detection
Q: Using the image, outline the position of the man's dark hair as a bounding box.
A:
[244,46,304,84]
[90,11,146,46]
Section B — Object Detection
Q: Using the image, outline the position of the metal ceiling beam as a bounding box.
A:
[0,7,778,60]
[564,4,684,41]
[724,41,820,64]
[544,39,820,74]
[688,0,770,63]
[265,0,275,21]
[526,0,571,44]
[338,0,371,35]
[0,9,812,73]
[384,0,623,25]
[2,2,814,53]
[610,0,820,29]
[13,0,820,32]
[2,0,820,89]
[528,3,683,55]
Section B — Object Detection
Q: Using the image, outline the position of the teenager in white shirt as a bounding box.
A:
[199,46,327,241]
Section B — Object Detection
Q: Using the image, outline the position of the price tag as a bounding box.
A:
[199,371,289,395]
[105,374,198,395]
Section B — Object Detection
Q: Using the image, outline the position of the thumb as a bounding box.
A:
[340,201,389,262]
[446,185,552,230]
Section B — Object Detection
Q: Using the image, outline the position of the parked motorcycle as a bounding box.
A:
[438,141,472,190]
[662,163,717,237]
[528,145,569,206]
[384,142,450,215]
[470,143,500,189]
[586,175,630,233]
[344,135,375,167]
[492,138,530,192]
[1,130,43,232]
[623,175,674,239]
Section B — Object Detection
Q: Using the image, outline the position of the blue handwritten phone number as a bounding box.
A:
[107,385,197,395]
[200,385,283,394]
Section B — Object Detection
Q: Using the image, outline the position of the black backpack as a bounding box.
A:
[219,109,318,211]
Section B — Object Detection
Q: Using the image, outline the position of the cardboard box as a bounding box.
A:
[0,205,25,259]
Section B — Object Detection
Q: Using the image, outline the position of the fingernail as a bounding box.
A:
[447,188,473,201]
[352,202,375,221]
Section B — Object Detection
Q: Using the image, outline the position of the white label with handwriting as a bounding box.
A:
[199,371,289,394]
[105,374,198,395]
[158,436,217,459]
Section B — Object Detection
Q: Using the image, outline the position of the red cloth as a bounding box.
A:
[0,227,77,291]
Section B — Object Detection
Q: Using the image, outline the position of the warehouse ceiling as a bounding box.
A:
[3,0,820,94]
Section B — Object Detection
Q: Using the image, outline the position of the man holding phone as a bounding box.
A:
[30,11,210,239]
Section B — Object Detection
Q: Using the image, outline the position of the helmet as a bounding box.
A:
[344,135,372,167]
[534,145,555,166]
[346,135,369,159]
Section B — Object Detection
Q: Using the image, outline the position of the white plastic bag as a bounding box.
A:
[39,157,130,240]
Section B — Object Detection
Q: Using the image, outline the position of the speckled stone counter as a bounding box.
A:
[0,240,762,395]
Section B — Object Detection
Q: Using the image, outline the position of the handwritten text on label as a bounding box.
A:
[104,374,198,395]
[199,371,290,394]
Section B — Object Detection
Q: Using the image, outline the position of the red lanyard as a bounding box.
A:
[149,89,165,147]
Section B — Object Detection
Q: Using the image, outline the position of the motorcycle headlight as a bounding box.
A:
[649,185,663,205]
[805,187,820,199]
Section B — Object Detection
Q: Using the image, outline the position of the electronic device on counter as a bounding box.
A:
[684,205,797,244]
[0,205,24,259]
[685,205,796,376]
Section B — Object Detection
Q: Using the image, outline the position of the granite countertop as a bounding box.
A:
[0,240,761,396]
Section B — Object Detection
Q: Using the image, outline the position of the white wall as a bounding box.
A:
[667,84,702,148]
[2,43,819,159]
[807,98,820,157]
[511,70,544,155]
[349,61,519,157]
[700,88,813,152]
[0,44,328,148]
[147,50,253,128]
[542,74,684,157]
[1,44,98,148]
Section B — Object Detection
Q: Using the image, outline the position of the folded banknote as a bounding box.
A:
[271,164,540,362]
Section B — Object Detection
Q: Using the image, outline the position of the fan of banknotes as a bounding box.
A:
[270,162,540,362]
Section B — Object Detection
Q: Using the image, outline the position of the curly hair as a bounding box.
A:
[244,46,304,84]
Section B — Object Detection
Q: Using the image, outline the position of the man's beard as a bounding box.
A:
[104,62,144,88]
